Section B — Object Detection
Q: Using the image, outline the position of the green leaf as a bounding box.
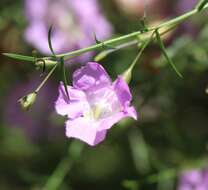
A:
[48,27,68,98]
[94,51,109,62]
[3,53,35,62]
[60,57,69,99]
[147,169,176,183]
[48,25,56,57]
[122,180,139,190]
[121,32,154,83]
[196,0,208,11]
[155,29,183,78]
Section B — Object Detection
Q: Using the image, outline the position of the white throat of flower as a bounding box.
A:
[83,88,121,122]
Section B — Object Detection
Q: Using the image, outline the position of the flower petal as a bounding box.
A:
[66,117,107,146]
[180,170,202,185]
[113,76,132,109]
[24,22,49,53]
[125,106,138,120]
[112,77,137,121]
[98,107,137,130]
[55,83,88,119]
[25,0,48,20]
[73,62,111,91]
[24,22,70,54]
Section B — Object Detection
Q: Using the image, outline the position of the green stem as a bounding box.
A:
[35,64,58,93]
[52,3,208,60]
[43,155,72,190]
[94,40,138,62]
[121,32,154,83]
[130,32,154,70]
[95,22,178,62]
[43,142,84,190]
[4,3,208,64]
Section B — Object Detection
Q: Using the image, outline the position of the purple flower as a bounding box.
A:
[55,62,137,146]
[175,0,198,37]
[176,0,197,13]
[24,0,112,61]
[178,168,208,190]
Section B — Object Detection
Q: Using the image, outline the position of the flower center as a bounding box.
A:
[83,88,121,121]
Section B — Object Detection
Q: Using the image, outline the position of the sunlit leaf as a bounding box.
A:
[155,29,183,78]
[147,169,176,183]
[122,180,139,190]
[196,0,208,11]
[3,53,35,62]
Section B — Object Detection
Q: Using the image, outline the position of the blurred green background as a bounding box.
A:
[0,0,208,189]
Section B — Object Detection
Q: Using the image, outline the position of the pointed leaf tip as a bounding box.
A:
[3,53,35,62]
[60,57,69,99]
[196,0,208,11]
[155,29,183,78]
[48,25,56,57]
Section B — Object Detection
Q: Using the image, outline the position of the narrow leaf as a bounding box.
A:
[155,29,183,78]
[48,25,56,57]
[3,53,35,62]
[121,32,154,83]
[60,57,69,99]
[94,51,110,62]
[93,32,102,44]
[196,0,208,11]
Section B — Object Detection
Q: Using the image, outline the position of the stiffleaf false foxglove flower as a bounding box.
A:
[178,168,208,190]
[55,62,137,146]
[24,0,112,61]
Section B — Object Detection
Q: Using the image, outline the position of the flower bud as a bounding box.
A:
[121,67,133,84]
[19,92,37,111]
[94,51,109,62]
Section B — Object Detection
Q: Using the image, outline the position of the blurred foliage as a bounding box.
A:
[0,0,208,190]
